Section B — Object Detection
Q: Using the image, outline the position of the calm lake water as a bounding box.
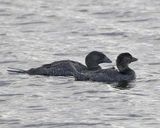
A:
[0,0,160,128]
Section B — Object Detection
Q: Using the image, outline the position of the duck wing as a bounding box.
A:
[83,68,135,82]
[27,60,87,76]
[7,60,87,76]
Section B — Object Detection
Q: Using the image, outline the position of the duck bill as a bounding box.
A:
[102,57,112,63]
[132,57,138,62]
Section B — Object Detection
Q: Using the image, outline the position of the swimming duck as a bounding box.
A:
[8,51,112,76]
[70,53,138,82]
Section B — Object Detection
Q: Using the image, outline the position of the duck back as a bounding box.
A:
[90,68,135,82]
[72,68,136,83]
[27,60,87,76]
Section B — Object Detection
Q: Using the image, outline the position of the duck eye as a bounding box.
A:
[125,57,131,63]
[101,55,106,60]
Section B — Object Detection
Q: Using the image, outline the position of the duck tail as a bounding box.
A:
[7,67,27,74]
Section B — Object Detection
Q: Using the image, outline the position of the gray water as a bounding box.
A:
[0,0,160,128]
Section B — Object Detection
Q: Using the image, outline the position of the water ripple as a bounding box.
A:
[24,122,108,127]
[148,62,160,65]
[92,11,116,15]
[0,119,20,124]
[119,18,152,23]
[73,90,111,95]
[12,21,48,26]
[0,94,24,97]
[0,60,19,64]
[83,32,126,37]
[77,9,89,12]
[0,81,10,86]
[0,13,12,16]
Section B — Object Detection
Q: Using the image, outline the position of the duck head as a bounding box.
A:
[116,52,138,73]
[85,51,112,70]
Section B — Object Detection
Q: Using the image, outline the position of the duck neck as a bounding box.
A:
[117,65,131,74]
[87,64,101,70]
[85,59,101,70]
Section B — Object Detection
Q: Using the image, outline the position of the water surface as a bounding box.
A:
[0,0,160,128]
